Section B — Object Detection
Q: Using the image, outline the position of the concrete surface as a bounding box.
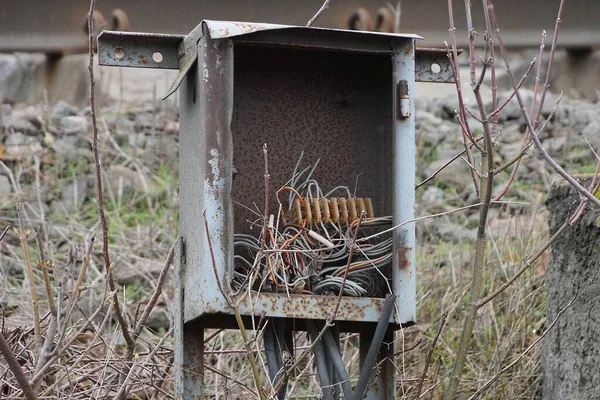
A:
[542,178,600,400]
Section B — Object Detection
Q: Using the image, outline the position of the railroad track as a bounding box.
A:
[1,0,598,54]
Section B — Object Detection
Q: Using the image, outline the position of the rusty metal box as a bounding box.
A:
[98,21,453,328]
[98,21,453,398]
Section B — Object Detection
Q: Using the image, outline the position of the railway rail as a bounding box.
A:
[1,0,599,55]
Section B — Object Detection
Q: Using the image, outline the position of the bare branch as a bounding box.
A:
[493,92,563,200]
[445,0,496,396]
[488,57,536,118]
[87,0,134,354]
[489,1,600,208]
[416,137,484,189]
[133,242,176,337]
[307,0,332,27]
[0,329,38,400]
[480,175,600,307]
[0,225,9,242]
[415,313,448,399]
[203,210,266,400]
[17,204,41,349]
[261,143,270,252]
[329,212,365,321]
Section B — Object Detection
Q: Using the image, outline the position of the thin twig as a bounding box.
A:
[488,58,536,119]
[444,41,481,194]
[420,370,451,399]
[40,303,115,396]
[0,329,38,400]
[33,156,47,243]
[34,315,57,390]
[329,212,364,321]
[492,92,563,200]
[59,236,95,346]
[445,0,496,396]
[203,210,266,400]
[115,327,174,399]
[532,2,563,130]
[353,294,396,400]
[87,0,134,356]
[274,320,333,393]
[0,225,9,241]
[17,204,41,349]
[479,176,600,307]
[359,201,497,243]
[133,242,176,337]
[261,143,270,252]
[473,57,489,93]
[205,363,259,397]
[29,284,109,388]
[480,0,497,130]
[530,30,547,122]
[487,33,541,200]
[490,2,600,208]
[113,357,140,399]
[416,138,486,189]
[415,313,447,399]
[203,210,232,308]
[464,0,477,88]
[306,0,332,27]
[35,231,54,312]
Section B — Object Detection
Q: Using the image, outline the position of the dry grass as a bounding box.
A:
[0,100,178,398]
[411,204,549,399]
[0,86,552,400]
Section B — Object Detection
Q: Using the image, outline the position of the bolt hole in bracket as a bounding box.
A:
[97,30,458,97]
[114,47,125,59]
[152,51,163,63]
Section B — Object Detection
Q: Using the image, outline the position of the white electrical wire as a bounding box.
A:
[233,158,393,297]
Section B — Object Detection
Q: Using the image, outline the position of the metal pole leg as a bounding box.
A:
[175,321,204,399]
[174,238,204,398]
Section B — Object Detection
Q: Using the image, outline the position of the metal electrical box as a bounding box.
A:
[98,21,454,399]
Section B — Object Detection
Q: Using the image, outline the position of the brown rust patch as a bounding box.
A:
[280,294,370,321]
[371,298,384,313]
[247,293,380,321]
[396,245,412,269]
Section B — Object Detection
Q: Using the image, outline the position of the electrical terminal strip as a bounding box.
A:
[285,197,374,226]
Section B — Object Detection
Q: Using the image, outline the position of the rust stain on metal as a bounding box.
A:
[396,246,412,269]
[280,294,369,321]
[231,45,394,236]
[232,292,392,322]
[396,79,410,119]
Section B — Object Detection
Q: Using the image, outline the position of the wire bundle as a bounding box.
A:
[233,154,393,297]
